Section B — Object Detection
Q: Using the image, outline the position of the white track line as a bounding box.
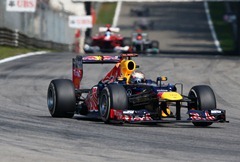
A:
[204,1,222,53]
[0,51,48,64]
[76,0,229,2]
[112,0,122,27]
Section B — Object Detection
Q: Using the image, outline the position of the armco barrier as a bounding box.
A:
[0,27,73,51]
[0,1,85,47]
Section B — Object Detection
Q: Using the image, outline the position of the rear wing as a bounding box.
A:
[132,32,148,36]
[72,54,138,89]
[81,53,138,64]
[99,27,120,33]
[82,55,120,64]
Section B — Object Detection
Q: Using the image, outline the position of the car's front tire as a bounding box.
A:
[47,79,76,118]
[151,40,159,49]
[188,85,216,127]
[99,84,128,123]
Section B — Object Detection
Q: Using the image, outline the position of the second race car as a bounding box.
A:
[130,31,159,54]
[83,25,131,53]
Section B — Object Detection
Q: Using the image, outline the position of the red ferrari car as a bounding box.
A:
[84,25,131,53]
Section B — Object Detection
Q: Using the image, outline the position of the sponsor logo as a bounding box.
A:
[6,0,36,12]
[211,110,222,114]
[123,110,135,115]
[126,89,132,96]
[73,69,82,77]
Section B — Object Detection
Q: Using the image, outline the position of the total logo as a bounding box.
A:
[6,0,36,12]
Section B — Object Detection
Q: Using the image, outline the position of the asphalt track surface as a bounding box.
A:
[118,2,218,54]
[1,2,240,162]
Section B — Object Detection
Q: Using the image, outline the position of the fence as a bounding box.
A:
[0,27,71,51]
[0,0,84,51]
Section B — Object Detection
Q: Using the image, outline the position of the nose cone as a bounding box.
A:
[158,92,183,101]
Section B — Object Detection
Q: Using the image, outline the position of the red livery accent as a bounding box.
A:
[205,111,216,120]
[123,113,153,122]
[101,63,121,84]
[72,68,83,89]
[110,109,124,120]
[85,86,98,112]
[157,92,163,98]
[189,111,216,121]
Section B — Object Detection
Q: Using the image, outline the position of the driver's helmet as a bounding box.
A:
[105,30,111,36]
[129,71,145,84]
[104,30,111,40]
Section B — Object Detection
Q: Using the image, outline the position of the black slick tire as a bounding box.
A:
[47,79,76,118]
[151,40,159,49]
[188,85,216,127]
[99,84,128,123]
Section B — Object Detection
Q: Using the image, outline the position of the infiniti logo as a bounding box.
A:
[126,89,132,96]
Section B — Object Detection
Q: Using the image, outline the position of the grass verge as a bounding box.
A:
[0,46,43,60]
[96,2,117,25]
[0,46,33,59]
[208,2,235,53]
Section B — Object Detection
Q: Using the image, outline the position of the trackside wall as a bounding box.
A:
[0,1,84,44]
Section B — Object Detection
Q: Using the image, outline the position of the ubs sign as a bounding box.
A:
[68,16,93,29]
[6,0,37,12]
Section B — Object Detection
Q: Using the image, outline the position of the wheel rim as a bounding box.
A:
[189,89,213,126]
[47,86,55,112]
[189,90,200,109]
[100,94,109,117]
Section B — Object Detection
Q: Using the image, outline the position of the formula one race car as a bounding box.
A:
[130,6,150,17]
[47,54,228,127]
[83,25,131,53]
[133,18,154,30]
[131,32,159,54]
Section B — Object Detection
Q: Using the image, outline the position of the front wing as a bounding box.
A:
[109,109,228,124]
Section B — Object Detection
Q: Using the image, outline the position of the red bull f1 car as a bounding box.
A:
[83,25,131,53]
[47,54,228,127]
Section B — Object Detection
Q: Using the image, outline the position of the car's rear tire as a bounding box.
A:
[134,44,142,53]
[84,37,92,45]
[99,84,128,123]
[151,40,159,49]
[47,79,76,118]
[188,85,216,127]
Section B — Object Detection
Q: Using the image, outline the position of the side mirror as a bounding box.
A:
[157,76,167,82]
[156,76,168,86]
